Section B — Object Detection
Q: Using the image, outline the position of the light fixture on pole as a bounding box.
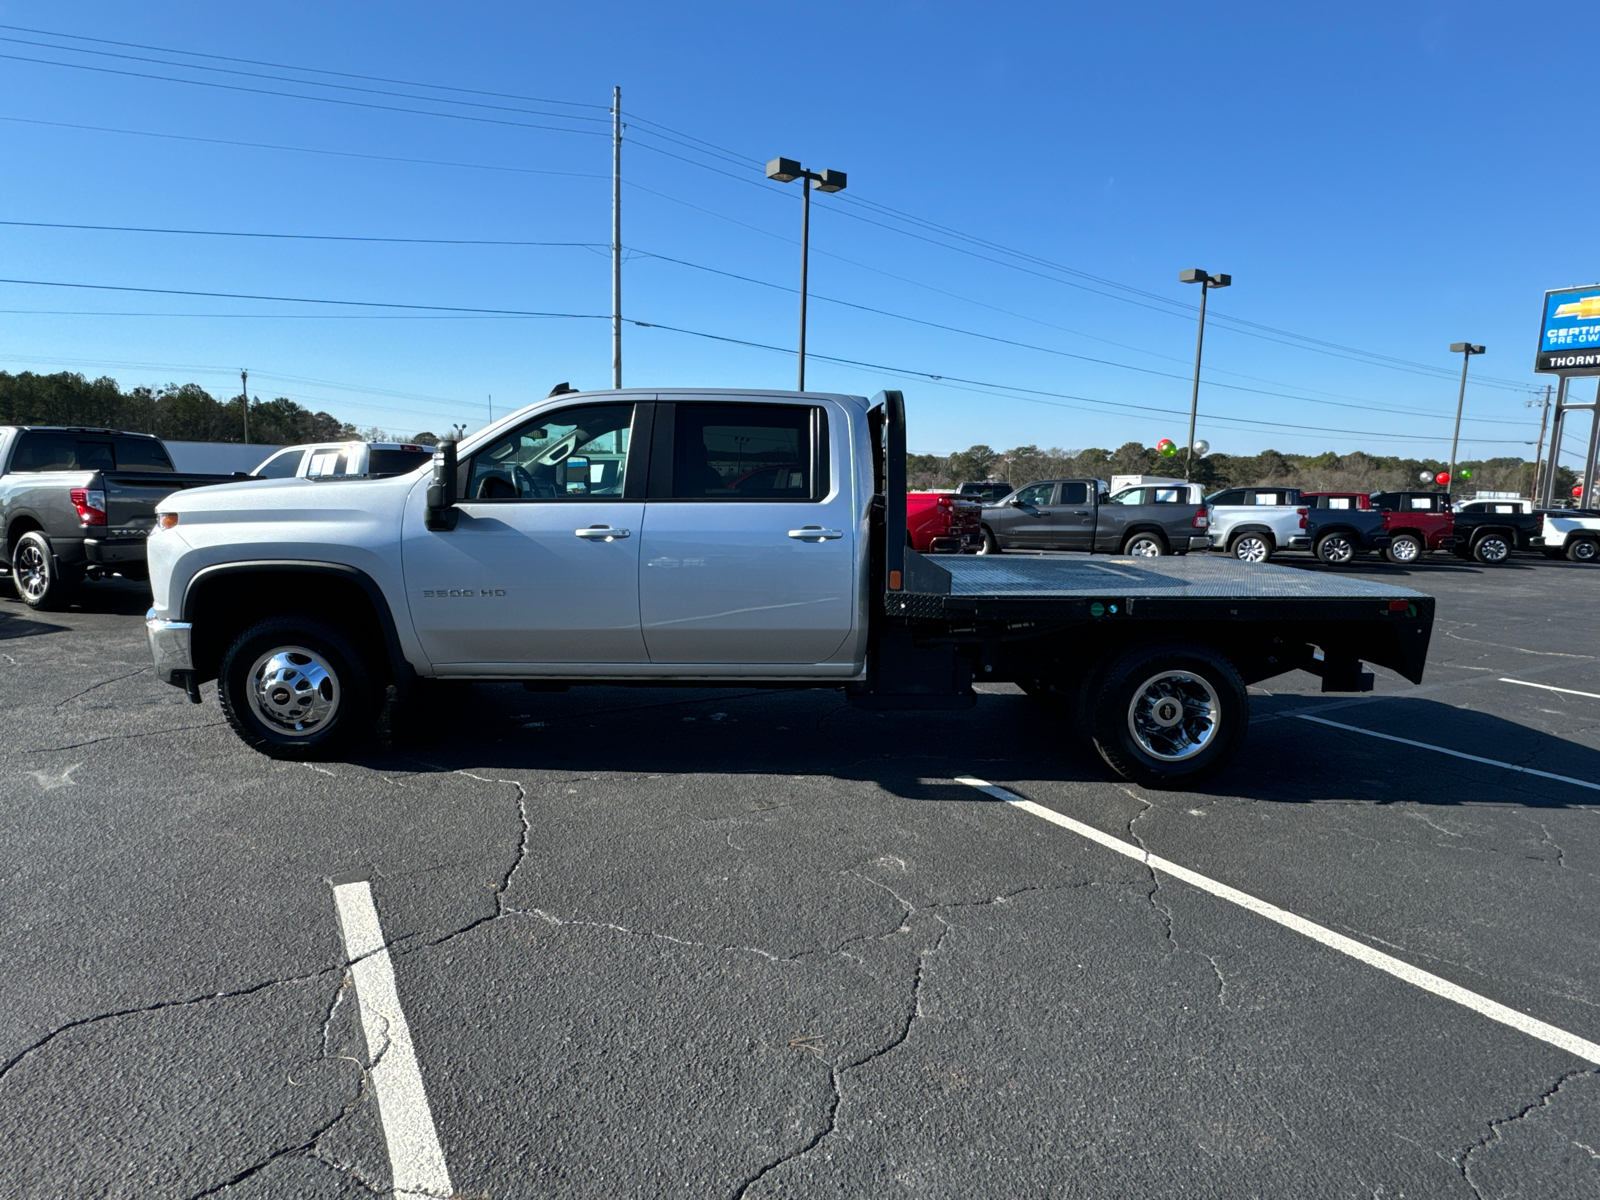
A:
[1178,269,1231,480]
[766,157,847,391]
[1446,342,1486,492]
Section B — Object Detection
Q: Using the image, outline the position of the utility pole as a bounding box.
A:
[240,368,249,444]
[612,85,622,391]
[1530,384,1552,500]
[488,394,493,424]
[1446,342,1485,492]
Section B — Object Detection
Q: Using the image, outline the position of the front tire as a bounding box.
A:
[1230,533,1272,563]
[11,531,78,610]
[218,615,378,759]
[1384,533,1425,565]
[1123,532,1167,557]
[1473,534,1511,565]
[1567,537,1599,564]
[977,527,1002,555]
[1088,641,1248,789]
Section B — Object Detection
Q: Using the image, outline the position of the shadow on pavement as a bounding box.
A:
[347,682,1600,810]
[0,604,69,640]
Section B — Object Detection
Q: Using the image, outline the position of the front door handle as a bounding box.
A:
[575,525,630,540]
[788,527,843,540]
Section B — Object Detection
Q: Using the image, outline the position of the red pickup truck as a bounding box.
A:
[1372,491,1453,564]
[907,491,981,553]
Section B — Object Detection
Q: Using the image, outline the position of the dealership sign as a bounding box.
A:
[1536,284,1600,373]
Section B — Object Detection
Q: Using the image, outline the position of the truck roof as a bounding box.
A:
[0,425,163,437]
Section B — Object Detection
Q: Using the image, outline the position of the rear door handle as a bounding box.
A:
[575,525,630,539]
[788,527,843,540]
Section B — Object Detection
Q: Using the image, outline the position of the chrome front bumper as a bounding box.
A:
[145,608,194,686]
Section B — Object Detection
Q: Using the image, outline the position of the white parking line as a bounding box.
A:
[331,879,454,1200]
[957,776,1600,1066]
[1292,713,1600,794]
[1501,677,1600,700]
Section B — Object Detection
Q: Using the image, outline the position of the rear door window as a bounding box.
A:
[1150,488,1183,504]
[367,448,433,477]
[1250,490,1290,505]
[660,403,824,500]
[113,436,173,470]
[1058,481,1089,505]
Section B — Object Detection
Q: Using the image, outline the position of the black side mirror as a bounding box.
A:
[425,438,459,530]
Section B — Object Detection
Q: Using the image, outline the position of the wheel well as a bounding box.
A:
[1227,526,1275,546]
[1387,526,1423,540]
[5,517,42,554]
[1122,524,1169,547]
[184,568,399,686]
[1470,525,1514,543]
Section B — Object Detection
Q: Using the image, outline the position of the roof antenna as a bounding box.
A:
[547,382,577,398]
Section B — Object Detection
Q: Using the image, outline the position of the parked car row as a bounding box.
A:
[944,475,1597,569]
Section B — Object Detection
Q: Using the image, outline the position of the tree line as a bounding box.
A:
[910,441,1567,498]
[0,371,441,447]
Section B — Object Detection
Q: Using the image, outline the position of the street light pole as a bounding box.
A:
[1178,269,1230,481]
[798,173,811,391]
[611,86,622,390]
[240,368,249,444]
[767,158,847,392]
[1446,342,1486,492]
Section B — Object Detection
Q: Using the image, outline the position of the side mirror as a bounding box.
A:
[425,438,459,531]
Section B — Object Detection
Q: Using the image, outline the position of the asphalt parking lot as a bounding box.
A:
[1,552,1596,1199]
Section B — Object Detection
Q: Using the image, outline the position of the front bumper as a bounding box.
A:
[145,608,194,686]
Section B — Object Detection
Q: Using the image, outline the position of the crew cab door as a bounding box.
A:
[637,399,855,664]
[991,482,1057,547]
[401,401,647,668]
[1035,480,1095,549]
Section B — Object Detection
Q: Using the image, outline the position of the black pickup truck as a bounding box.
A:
[0,426,233,608]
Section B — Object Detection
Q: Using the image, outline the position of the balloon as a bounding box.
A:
[1459,468,1472,481]
[1576,485,1585,498]
[1435,471,1451,486]
[1156,438,1177,457]
[1192,439,1210,457]
[1419,470,1434,483]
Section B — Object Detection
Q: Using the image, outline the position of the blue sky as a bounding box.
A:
[0,2,1582,460]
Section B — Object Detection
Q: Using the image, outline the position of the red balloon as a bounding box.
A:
[1435,471,1450,485]
[1576,485,1585,498]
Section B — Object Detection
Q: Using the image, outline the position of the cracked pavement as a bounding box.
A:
[2,561,1598,1198]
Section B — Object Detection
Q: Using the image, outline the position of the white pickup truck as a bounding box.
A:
[1204,486,1304,562]
[144,388,1437,788]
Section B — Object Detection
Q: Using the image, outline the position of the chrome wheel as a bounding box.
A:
[1571,538,1598,563]
[1232,534,1269,563]
[1388,535,1422,564]
[1126,670,1220,762]
[14,540,48,602]
[1318,534,1355,565]
[1125,534,1164,558]
[1475,536,1510,564]
[246,646,341,736]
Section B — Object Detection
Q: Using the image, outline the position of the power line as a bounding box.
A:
[0,33,613,125]
[628,248,1531,427]
[0,22,610,109]
[0,219,604,247]
[0,114,610,180]
[0,50,608,137]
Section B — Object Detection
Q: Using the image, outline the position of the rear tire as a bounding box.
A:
[1473,534,1511,565]
[11,531,78,610]
[1088,641,1248,790]
[1123,532,1167,557]
[218,615,378,759]
[1384,533,1425,565]
[1315,532,1356,566]
[1567,537,1599,564]
[1230,533,1272,563]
